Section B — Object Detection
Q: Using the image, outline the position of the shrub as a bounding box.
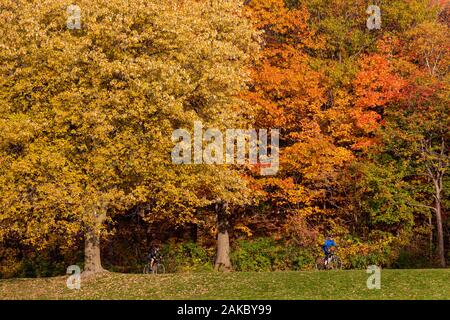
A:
[230,238,316,271]
[392,250,429,269]
[161,241,214,273]
[0,243,83,279]
[338,237,398,269]
[0,247,22,279]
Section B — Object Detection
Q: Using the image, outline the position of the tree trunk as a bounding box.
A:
[214,202,232,272]
[424,137,447,268]
[190,223,198,243]
[83,212,106,275]
[429,215,433,260]
[435,195,446,267]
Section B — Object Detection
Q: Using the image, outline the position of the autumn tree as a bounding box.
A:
[370,15,449,266]
[242,0,448,268]
[243,0,363,247]
[347,0,449,265]
[0,0,258,274]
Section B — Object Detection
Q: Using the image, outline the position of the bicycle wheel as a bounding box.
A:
[152,263,165,274]
[315,257,325,270]
[143,264,150,274]
[329,256,343,270]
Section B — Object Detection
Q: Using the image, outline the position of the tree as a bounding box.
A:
[243,0,361,242]
[377,78,449,266]
[363,13,449,266]
[0,0,258,274]
[243,0,448,267]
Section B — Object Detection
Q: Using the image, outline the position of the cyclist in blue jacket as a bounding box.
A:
[322,235,337,265]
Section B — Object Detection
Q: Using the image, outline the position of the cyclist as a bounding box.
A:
[147,244,161,272]
[322,235,337,266]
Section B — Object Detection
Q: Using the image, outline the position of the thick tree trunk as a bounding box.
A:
[83,212,106,275]
[214,202,232,272]
[84,229,104,273]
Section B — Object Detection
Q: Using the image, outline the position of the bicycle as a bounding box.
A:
[315,252,343,270]
[143,256,166,274]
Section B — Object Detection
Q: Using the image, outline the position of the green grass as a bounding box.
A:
[1,269,449,300]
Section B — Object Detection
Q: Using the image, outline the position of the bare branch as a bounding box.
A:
[408,202,437,212]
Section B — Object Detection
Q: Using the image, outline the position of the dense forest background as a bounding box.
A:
[0,0,448,278]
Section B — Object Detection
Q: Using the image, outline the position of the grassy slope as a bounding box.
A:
[1,269,449,300]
